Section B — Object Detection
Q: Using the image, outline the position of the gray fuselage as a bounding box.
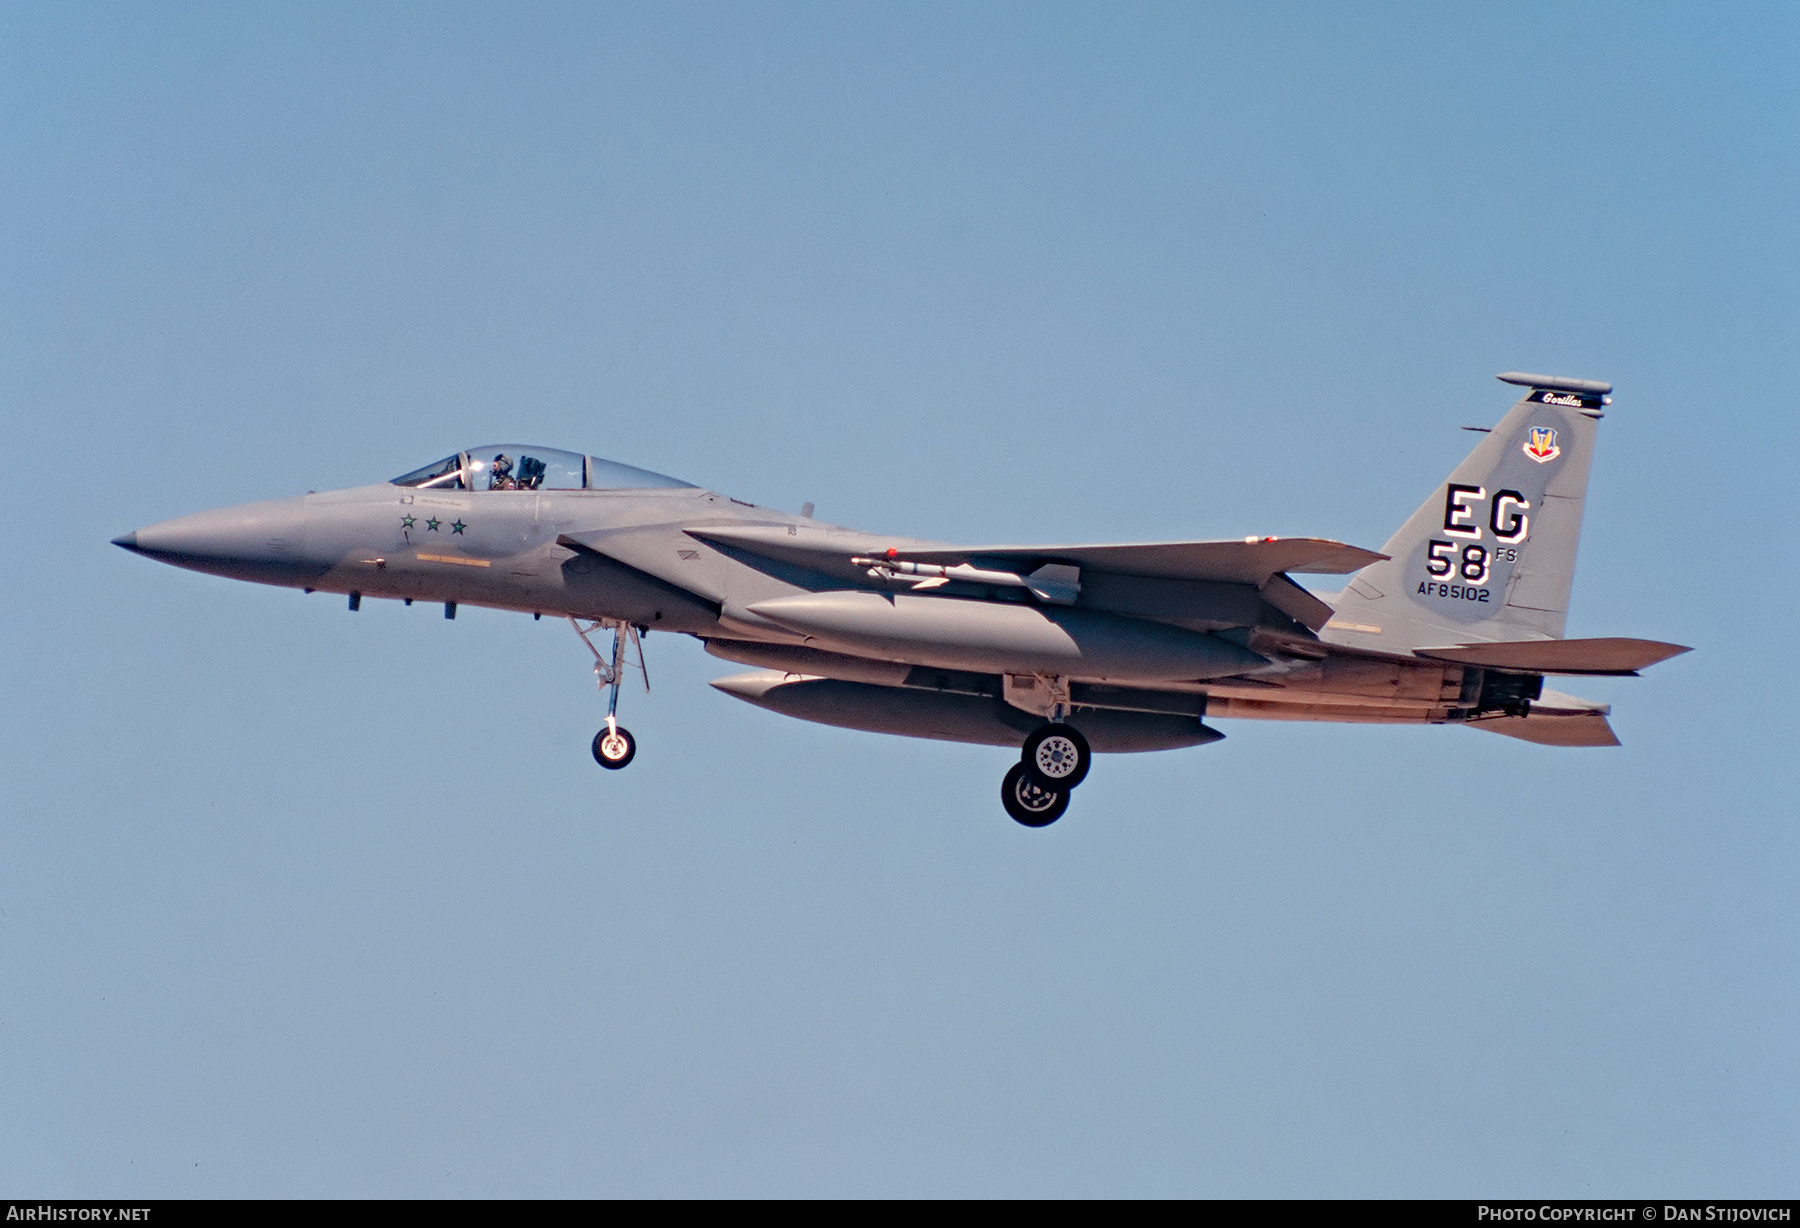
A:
[116,423,1641,755]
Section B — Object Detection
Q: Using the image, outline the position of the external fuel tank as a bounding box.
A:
[711,670,1224,752]
[744,590,1264,684]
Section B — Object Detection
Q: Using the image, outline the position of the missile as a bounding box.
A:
[743,590,1264,684]
[710,670,1223,752]
[850,555,1080,604]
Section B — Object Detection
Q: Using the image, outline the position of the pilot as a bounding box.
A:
[489,453,515,490]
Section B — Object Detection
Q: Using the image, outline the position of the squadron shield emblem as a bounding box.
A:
[1524,425,1560,463]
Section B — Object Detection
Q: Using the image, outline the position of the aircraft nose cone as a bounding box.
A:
[115,497,325,585]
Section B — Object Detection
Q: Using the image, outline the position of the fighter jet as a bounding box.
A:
[115,372,1687,826]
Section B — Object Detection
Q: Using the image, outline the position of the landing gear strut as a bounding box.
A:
[569,617,649,770]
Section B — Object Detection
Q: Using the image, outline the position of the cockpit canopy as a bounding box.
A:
[391,446,695,492]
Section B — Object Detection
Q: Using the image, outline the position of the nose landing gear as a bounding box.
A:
[569,617,649,770]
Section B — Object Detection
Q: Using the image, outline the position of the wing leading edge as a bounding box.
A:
[688,525,1385,585]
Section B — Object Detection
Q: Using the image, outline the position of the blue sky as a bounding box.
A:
[3,2,1796,1196]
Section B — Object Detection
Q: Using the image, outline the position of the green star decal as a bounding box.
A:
[450,520,467,535]
[400,514,416,529]
[426,517,441,531]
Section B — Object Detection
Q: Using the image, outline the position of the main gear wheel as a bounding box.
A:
[1020,722,1091,790]
[1002,762,1069,827]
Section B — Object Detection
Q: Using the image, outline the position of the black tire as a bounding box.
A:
[591,725,637,769]
[1020,722,1091,790]
[1002,762,1069,827]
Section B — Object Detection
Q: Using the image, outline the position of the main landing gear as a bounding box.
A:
[1002,721,1091,827]
[569,617,649,770]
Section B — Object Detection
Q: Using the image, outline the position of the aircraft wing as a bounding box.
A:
[1412,637,1691,675]
[690,526,1384,585]
[887,537,1384,582]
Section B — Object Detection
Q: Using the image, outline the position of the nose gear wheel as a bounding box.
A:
[592,723,637,769]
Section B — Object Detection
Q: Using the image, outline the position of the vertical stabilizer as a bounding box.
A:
[1323,373,1609,653]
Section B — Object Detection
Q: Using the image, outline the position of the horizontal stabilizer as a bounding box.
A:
[1413,636,1690,675]
[1469,711,1620,747]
